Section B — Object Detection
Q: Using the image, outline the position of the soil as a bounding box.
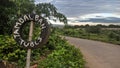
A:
[66,37,120,68]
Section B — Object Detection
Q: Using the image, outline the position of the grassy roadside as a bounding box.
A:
[55,27,120,45]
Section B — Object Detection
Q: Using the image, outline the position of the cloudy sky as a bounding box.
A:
[35,0,120,25]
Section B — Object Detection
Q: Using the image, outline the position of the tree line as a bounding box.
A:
[58,24,120,45]
[65,24,120,29]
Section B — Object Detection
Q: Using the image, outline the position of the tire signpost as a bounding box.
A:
[13,14,50,68]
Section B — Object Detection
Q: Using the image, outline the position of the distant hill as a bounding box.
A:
[79,17,120,23]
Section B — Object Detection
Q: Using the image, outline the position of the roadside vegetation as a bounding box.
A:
[57,24,120,45]
[0,29,85,68]
[0,0,85,68]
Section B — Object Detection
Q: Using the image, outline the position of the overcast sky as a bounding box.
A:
[35,0,120,25]
[35,0,120,17]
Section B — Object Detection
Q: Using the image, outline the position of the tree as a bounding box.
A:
[0,0,15,35]
[36,3,67,24]
[11,0,35,16]
[0,0,67,35]
[0,1,68,67]
[0,0,35,35]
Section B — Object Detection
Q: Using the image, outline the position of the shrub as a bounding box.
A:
[0,35,27,67]
[85,26,101,34]
[0,29,85,68]
[38,35,85,68]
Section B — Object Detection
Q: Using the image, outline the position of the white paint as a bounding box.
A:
[38,19,43,24]
[35,15,39,21]
[18,18,24,24]
[24,42,30,47]
[13,29,19,34]
[28,15,33,20]
[24,15,29,21]
[14,22,21,28]
[30,42,34,47]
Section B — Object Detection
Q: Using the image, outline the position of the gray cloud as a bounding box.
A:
[35,0,120,24]
[78,17,120,23]
[50,0,120,17]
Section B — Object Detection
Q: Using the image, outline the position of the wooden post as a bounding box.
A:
[26,21,34,68]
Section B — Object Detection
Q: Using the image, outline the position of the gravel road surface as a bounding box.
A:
[66,37,120,68]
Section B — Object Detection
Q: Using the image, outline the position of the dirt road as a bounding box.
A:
[65,37,120,68]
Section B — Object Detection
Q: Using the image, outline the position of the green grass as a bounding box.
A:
[56,27,120,45]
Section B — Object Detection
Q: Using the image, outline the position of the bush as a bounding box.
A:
[0,29,85,68]
[85,26,101,34]
[108,31,120,41]
[38,35,85,68]
[0,35,27,67]
[60,26,120,45]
